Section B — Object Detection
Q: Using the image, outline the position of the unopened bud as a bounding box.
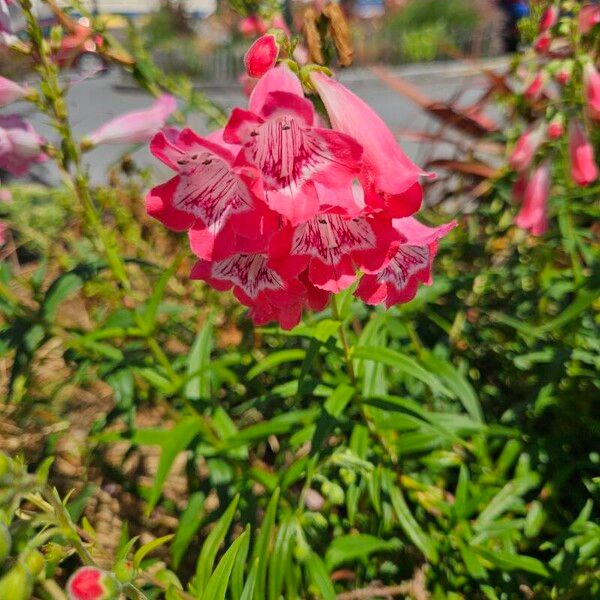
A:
[67,566,120,600]
[23,549,45,578]
[244,34,279,79]
[0,564,33,600]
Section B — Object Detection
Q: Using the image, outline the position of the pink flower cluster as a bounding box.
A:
[146,62,454,329]
[510,3,599,236]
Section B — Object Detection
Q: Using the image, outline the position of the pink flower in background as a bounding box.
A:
[224,66,363,225]
[524,73,545,103]
[244,34,279,79]
[67,566,119,600]
[85,94,176,146]
[0,0,12,34]
[0,76,26,107]
[579,3,600,34]
[311,71,430,217]
[0,115,47,176]
[191,252,307,329]
[583,63,600,120]
[0,222,6,247]
[534,31,551,54]
[539,5,559,32]
[515,163,550,236]
[356,217,456,307]
[239,15,268,37]
[146,128,276,261]
[555,62,572,86]
[509,124,545,172]
[568,120,598,186]
[548,116,564,139]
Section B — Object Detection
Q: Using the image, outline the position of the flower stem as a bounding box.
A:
[331,295,356,384]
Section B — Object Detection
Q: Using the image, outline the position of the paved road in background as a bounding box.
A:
[6,61,504,186]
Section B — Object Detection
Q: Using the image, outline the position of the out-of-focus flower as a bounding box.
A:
[534,31,551,54]
[0,187,12,203]
[310,70,430,217]
[569,120,598,186]
[67,567,120,600]
[583,63,600,120]
[555,61,572,85]
[524,72,545,103]
[515,163,550,236]
[0,76,25,107]
[0,222,6,247]
[0,0,12,34]
[356,217,456,307]
[539,5,559,32]
[84,94,176,147]
[0,115,47,176]
[244,34,279,79]
[509,124,545,171]
[239,73,258,98]
[239,14,268,37]
[548,115,564,139]
[579,3,600,34]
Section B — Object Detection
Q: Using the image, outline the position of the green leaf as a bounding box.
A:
[251,488,280,600]
[454,465,470,520]
[202,530,249,600]
[305,552,336,600]
[325,534,401,570]
[352,346,451,396]
[457,539,487,579]
[133,534,174,569]
[471,545,549,577]
[246,349,305,380]
[133,417,203,513]
[171,492,205,569]
[240,559,259,600]
[194,496,239,595]
[186,318,213,401]
[268,517,296,600]
[230,525,251,600]
[388,481,438,564]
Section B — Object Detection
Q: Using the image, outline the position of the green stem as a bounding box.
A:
[331,296,356,384]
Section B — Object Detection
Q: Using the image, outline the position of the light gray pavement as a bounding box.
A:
[2,59,506,186]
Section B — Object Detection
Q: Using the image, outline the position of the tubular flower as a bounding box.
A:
[356,217,456,308]
[146,63,452,329]
[84,94,176,146]
[548,115,564,139]
[0,115,47,176]
[0,76,26,107]
[515,163,550,236]
[310,70,431,217]
[539,5,559,32]
[245,34,279,79]
[533,31,551,54]
[579,3,600,34]
[568,120,598,187]
[583,63,600,120]
[524,72,545,103]
[509,124,545,172]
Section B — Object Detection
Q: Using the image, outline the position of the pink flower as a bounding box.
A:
[583,63,600,121]
[146,127,277,261]
[508,125,545,172]
[555,62,572,86]
[239,15,268,37]
[533,31,551,54]
[547,115,564,139]
[224,65,363,225]
[0,76,26,107]
[356,217,456,307]
[0,222,6,247]
[244,34,279,79]
[0,0,12,34]
[311,71,429,217]
[0,115,47,176]
[191,252,307,330]
[579,3,600,34]
[539,5,559,32]
[268,212,399,293]
[67,567,119,600]
[569,120,598,187]
[524,73,545,103]
[515,163,550,236]
[85,94,176,146]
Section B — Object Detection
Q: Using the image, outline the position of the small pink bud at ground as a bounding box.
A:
[515,163,550,236]
[524,73,544,103]
[539,5,559,32]
[0,76,26,107]
[548,116,564,139]
[509,125,545,172]
[583,63,600,120]
[579,3,600,34]
[67,567,120,600]
[569,120,598,187]
[244,34,279,79]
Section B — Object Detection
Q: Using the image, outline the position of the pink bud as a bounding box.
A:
[569,120,598,187]
[534,31,551,54]
[0,222,6,247]
[555,64,572,86]
[539,5,559,32]
[67,567,119,600]
[547,116,564,139]
[0,76,26,107]
[583,63,600,121]
[515,163,550,236]
[509,125,545,172]
[579,3,600,34]
[244,34,279,79]
[524,73,544,103]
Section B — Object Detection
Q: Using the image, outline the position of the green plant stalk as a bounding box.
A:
[331,296,356,384]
